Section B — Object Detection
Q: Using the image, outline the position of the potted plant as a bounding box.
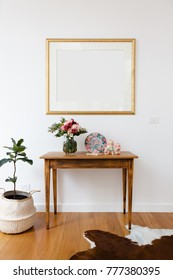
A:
[48,117,87,154]
[0,138,38,234]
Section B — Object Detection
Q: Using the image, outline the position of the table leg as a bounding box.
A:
[128,159,134,230]
[52,169,57,214]
[122,168,127,214]
[45,160,50,229]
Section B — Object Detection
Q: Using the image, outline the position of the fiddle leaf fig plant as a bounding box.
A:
[0,138,33,198]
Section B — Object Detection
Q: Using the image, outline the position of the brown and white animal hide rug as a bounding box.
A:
[70,225,173,260]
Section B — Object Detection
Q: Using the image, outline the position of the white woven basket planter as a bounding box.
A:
[0,190,37,234]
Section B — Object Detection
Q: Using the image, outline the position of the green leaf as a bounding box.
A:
[17,139,24,146]
[5,176,17,183]
[55,132,62,137]
[12,144,19,153]
[48,123,60,133]
[0,158,13,167]
[17,158,33,165]
[60,117,66,123]
[11,138,17,146]
[3,146,14,151]
[18,152,26,157]
[6,152,14,155]
[17,145,26,153]
[6,152,15,158]
[12,144,26,153]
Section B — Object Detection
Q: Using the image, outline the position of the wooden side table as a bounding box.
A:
[40,151,138,230]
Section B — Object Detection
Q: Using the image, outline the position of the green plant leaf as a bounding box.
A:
[5,176,17,183]
[18,152,26,157]
[0,158,13,167]
[6,152,14,155]
[12,144,26,153]
[3,146,14,151]
[6,152,15,158]
[17,139,24,146]
[17,145,26,153]
[17,158,33,165]
[11,138,17,146]
[13,144,19,153]
[60,117,66,123]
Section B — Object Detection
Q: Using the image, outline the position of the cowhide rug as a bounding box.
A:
[70,225,173,260]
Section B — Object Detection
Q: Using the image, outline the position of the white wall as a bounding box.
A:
[0,0,173,212]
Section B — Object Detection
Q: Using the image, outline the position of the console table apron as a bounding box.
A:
[40,151,138,230]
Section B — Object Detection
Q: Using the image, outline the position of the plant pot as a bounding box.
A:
[0,189,39,234]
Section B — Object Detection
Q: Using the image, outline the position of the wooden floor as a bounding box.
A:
[0,212,173,260]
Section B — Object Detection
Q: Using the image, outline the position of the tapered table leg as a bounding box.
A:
[122,168,127,214]
[52,169,57,214]
[45,160,50,229]
[128,159,134,230]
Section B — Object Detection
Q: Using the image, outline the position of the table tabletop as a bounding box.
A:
[40,151,138,160]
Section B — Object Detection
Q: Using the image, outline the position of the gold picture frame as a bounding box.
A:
[46,38,136,115]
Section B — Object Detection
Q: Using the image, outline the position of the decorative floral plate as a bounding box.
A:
[85,132,107,154]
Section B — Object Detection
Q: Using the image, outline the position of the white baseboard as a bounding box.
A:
[132,203,173,212]
[35,203,173,212]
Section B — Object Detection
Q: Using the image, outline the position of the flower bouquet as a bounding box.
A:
[48,118,87,153]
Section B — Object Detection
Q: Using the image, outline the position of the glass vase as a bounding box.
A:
[63,137,77,154]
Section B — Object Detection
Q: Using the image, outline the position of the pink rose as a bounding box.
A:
[61,124,68,131]
[71,124,80,134]
[66,119,77,128]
